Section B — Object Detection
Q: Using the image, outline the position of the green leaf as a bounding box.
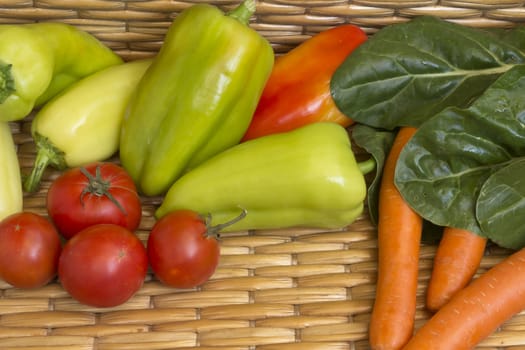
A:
[394,64,525,237]
[476,159,525,249]
[351,124,395,225]
[331,16,525,130]
[486,26,525,52]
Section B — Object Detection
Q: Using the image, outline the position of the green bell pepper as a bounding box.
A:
[156,122,376,232]
[0,22,122,122]
[119,0,274,196]
[23,59,152,193]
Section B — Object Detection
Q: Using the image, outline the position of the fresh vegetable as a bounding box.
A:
[156,122,374,232]
[426,227,487,312]
[241,24,367,141]
[331,16,525,130]
[0,122,22,221]
[24,59,151,193]
[395,64,525,249]
[369,127,422,350]
[487,25,525,51]
[58,224,148,308]
[148,209,246,288]
[120,0,274,196]
[403,246,525,350]
[0,212,62,289]
[0,22,122,122]
[47,162,142,240]
[350,124,396,225]
[476,158,525,249]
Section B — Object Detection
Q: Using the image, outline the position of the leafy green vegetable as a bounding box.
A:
[351,124,395,225]
[394,64,525,245]
[331,16,525,130]
[351,125,444,244]
[476,159,525,249]
[487,26,525,52]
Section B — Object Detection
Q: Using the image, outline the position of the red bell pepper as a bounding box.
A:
[241,24,368,141]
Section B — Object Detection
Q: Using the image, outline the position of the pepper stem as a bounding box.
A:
[358,158,376,175]
[227,0,256,26]
[205,209,248,238]
[23,133,67,193]
[0,62,15,104]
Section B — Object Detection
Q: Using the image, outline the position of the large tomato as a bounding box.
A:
[147,209,246,289]
[58,224,148,308]
[0,212,62,289]
[47,162,142,239]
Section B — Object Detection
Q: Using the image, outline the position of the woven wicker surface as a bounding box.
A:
[1,0,525,59]
[2,1,525,349]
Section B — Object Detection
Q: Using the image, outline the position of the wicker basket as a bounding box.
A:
[2,1,525,349]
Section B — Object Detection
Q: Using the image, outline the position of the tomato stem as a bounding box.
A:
[79,165,128,215]
[205,209,247,238]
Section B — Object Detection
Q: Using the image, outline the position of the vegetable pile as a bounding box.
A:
[0,0,371,309]
[1,1,525,349]
[330,15,525,350]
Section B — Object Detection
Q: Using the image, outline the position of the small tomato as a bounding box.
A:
[0,212,62,288]
[58,224,148,308]
[147,209,246,289]
[47,162,142,239]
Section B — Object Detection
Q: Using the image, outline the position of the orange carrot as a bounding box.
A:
[403,246,525,350]
[369,127,423,350]
[426,227,487,312]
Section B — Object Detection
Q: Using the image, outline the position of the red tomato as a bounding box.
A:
[147,210,222,289]
[0,212,62,289]
[47,162,142,239]
[58,224,148,308]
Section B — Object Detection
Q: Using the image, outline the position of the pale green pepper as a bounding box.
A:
[156,122,375,232]
[119,0,274,196]
[23,59,152,193]
[0,122,23,220]
[0,22,122,122]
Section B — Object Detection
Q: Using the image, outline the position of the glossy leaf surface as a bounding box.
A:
[394,65,525,246]
[331,16,525,130]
